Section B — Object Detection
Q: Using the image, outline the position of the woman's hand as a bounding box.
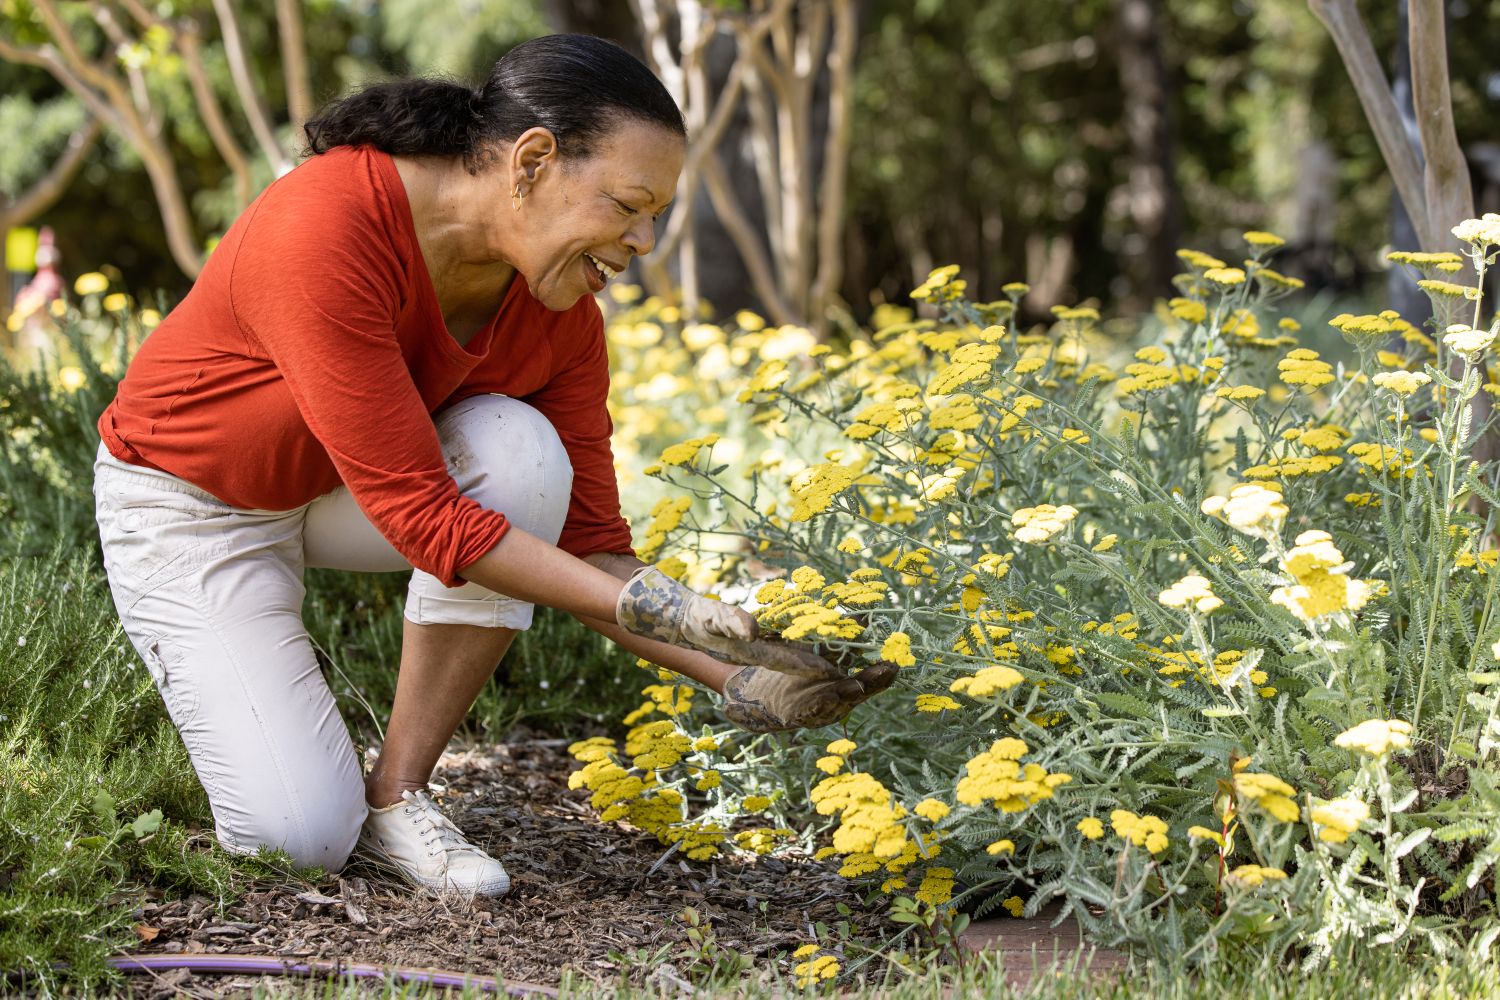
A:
[720,660,899,733]
[615,566,847,678]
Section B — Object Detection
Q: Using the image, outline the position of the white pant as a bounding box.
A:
[92,395,574,872]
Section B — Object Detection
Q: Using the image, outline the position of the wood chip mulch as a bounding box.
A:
[115,739,891,997]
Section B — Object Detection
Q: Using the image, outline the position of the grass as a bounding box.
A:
[47,937,1500,998]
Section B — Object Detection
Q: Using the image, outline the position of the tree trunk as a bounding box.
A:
[1114,0,1181,307]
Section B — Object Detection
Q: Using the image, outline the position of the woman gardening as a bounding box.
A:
[92,34,894,899]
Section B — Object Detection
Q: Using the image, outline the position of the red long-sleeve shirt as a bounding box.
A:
[99,145,634,586]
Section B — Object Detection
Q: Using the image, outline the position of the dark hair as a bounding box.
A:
[304,34,685,168]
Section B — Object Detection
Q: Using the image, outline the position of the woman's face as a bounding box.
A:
[505,119,684,311]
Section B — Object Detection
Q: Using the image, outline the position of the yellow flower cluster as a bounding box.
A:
[1329,310,1416,346]
[733,827,794,855]
[913,867,956,905]
[1242,455,1343,479]
[792,945,841,987]
[1232,771,1299,823]
[1226,864,1287,888]
[1451,213,1500,246]
[622,682,694,726]
[1388,249,1464,271]
[910,264,965,302]
[1333,718,1413,756]
[1158,574,1223,614]
[736,359,790,403]
[1011,503,1078,544]
[955,737,1072,811]
[1371,370,1431,396]
[881,631,916,667]
[949,664,1025,698]
[1347,441,1415,478]
[930,342,1001,394]
[788,462,858,521]
[1201,483,1287,535]
[1270,530,1372,622]
[754,570,866,641]
[638,496,692,560]
[658,433,720,467]
[1310,797,1369,843]
[810,770,908,857]
[1278,348,1334,389]
[1203,266,1246,286]
[1110,809,1169,854]
[1442,323,1497,358]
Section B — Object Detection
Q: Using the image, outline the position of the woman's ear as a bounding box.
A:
[510,126,559,197]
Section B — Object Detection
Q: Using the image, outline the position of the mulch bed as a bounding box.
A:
[116,739,891,997]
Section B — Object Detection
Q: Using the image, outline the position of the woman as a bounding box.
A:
[92,34,892,899]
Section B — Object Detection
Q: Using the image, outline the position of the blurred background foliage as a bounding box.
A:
[2,0,1497,329]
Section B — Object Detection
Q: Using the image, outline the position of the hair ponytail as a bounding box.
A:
[304,79,476,158]
[304,35,684,169]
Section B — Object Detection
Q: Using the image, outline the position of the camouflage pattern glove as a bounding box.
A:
[616,567,845,678]
[720,661,899,733]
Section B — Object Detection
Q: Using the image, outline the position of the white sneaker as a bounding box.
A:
[357,789,511,897]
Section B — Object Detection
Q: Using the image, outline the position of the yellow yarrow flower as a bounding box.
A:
[1226,864,1287,888]
[916,693,962,713]
[1233,772,1300,823]
[793,953,840,987]
[1011,503,1078,544]
[1158,574,1223,614]
[658,434,720,466]
[914,798,950,822]
[1110,809,1169,854]
[1334,718,1413,756]
[1442,323,1497,358]
[949,664,1025,698]
[1371,370,1431,395]
[73,271,109,295]
[913,867,956,905]
[1203,266,1246,286]
[1077,816,1104,839]
[1244,230,1285,248]
[1270,530,1373,622]
[1187,825,1225,848]
[1201,483,1287,534]
[1278,348,1334,389]
[881,632,916,667]
[1310,797,1369,843]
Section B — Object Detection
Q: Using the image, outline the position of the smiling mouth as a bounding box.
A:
[584,252,621,286]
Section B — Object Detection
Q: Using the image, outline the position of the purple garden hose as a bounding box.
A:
[35,954,558,996]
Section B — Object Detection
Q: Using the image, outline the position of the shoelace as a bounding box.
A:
[400,790,488,860]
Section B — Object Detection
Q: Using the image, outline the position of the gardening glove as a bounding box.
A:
[615,566,845,679]
[720,660,899,734]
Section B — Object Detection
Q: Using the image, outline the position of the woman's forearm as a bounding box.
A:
[580,551,738,693]
[572,611,738,693]
[459,539,740,693]
[457,527,624,621]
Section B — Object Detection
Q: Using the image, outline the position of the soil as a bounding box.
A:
[115,738,890,997]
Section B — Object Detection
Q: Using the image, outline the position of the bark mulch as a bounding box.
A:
[118,738,888,997]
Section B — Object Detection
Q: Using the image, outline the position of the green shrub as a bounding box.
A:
[570,226,1500,964]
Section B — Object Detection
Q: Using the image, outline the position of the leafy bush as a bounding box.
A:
[573,224,1500,963]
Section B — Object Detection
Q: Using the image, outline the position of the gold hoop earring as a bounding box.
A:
[511,185,524,210]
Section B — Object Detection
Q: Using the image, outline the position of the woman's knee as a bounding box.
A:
[436,395,573,544]
[216,783,366,873]
[219,803,366,869]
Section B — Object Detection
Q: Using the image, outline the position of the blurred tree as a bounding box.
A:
[631,0,858,329]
